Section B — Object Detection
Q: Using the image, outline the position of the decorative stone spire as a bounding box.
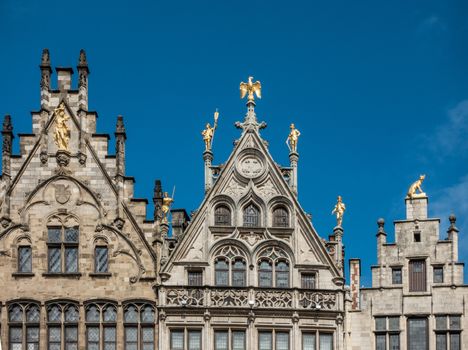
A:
[235,76,267,132]
[115,115,126,176]
[2,115,13,175]
[40,49,52,108]
[77,49,89,110]
[376,218,387,266]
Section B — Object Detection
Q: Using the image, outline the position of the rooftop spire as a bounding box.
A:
[236,76,266,132]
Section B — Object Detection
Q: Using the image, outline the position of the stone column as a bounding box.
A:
[115,116,126,219]
[40,49,52,109]
[376,218,386,265]
[203,150,213,193]
[447,214,459,285]
[1,115,13,220]
[289,151,299,196]
[77,49,89,111]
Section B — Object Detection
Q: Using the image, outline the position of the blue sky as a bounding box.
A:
[1,0,467,286]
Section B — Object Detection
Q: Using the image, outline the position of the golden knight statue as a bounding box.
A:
[332,195,346,227]
[286,123,301,153]
[240,76,261,102]
[407,175,426,198]
[161,191,174,223]
[201,110,219,151]
[54,102,71,151]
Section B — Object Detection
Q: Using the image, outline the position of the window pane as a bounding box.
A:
[48,228,61,242]
[389,334,400,350]
[407,318,428,350]
[125,327,138,342]
[65,227,79,242]
[10,327,23,342]
[392,268,402,284]
[86,306,100,322]
[103,306,117,322]
[450,315,461,329]
[215,331,228,350]
[301,274,316,289]
[450,333,460,350]
[232,270,246,287]
[19,246,32,273]
[276,332,289,350]
[65,247,78,273]
[48,306,62,322]
[319,334,333,350]
[375,335,386,350]
[388,317,400,331]
[215,205,231,226]
[65,307,79,322]
[375,317,386,331]
[273,207,289,227]
[103,327,116,341]
[27,328,39,342]
[436,334,447,350]
[409,260,426,292]
[259,271,273,287]
[142,327,154,342]
[435,316,446,330]
[188,271,203,286]
[303,333,316,350]
[87,327,99,342]
[124,306,138,322]
[27,306,40,322]
[48,248,61,273]
[276,272,289,288]
[259,332,272,350]
[49,327,61,342]
[141,305,155,323]
[188,330,201,350]
[9,305,23,322]
[433,267,443,283]
[244,204,259,227]
[170,331,184,350]
[65,327,77,342]
[232,331,245,350]
[215,260,228,286]
[95,247,108,273]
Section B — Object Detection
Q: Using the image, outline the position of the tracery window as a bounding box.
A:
[243,204,260,227]
[47,225,79,273]
[214,246,247,287]
[8,302,40,350]
[85,303,117,350]
[46,303,79,350]
[272,206,289,227]
[18,246,32,273]
[214,205,231,226]
[257,247,290,288]
[123,302,155,350]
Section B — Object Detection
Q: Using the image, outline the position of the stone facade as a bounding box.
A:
[0,50,466,350]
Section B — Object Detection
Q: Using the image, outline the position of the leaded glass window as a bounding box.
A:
[124,303,155,350]
[272,206,289,227]
[276,332,289,350]
[302,333,316,350]
[18,246,32,273]
[392,268,402,284]
[215,331,228,350]
[375,316,400,350]
[232,259,246,287]
[188,271,203,286]
[258,247,290,288]
[319,334,333,350]
[8,303,40,350]
[407,318,427,350]
[275,261,289,288]
[170,330,184,350]
[232,331,245,350]
[188,331,201,350]
[243,204,260,227]
[435,315,462,350]
[214,205,231,226]
[47,226,79,273]
[259,332,272,350]
[213,330,245,350]
[95,246,108,273]
[85,304,117,350]
[433,266,444,283]
[46,304,79,350]
[215,259,229,286]
[258,260,273,287]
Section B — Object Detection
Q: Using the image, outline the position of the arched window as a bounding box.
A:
[47,303,79,350]
[243,204,260,227]
[272,206,289,227]
[8,302,40,350]
[124,303,155,350]
[258,260,273,287]
[85,303,117,350]
[214,205,231,226]
[257,247,290,288]
[276,261,290,288]
[215,259,229,286]
[213,246,248,287]
[18,245,32,273]
[232,259,246,287]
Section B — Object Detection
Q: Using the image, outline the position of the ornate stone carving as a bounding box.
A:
[56,150,70,167]
[238,231,265,246]
[255,290,292,308]
[238,156,263,178]
[54,184,71,204]
[166,288,205,306]
[223,179,246,198]
[211,289,249,307]
[299,291,337,310]
[257,179,278,198]
[40,151,48,164]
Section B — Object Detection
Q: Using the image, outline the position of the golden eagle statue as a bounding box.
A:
[240,76,262,102]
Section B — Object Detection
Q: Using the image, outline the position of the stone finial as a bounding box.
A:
[153,180,164,222]
[377,218,386,234]
[41,49,50,66]
[2,115,13,133]
[78,49,88,67]
[448,214,459,232]
[115,115,126,135]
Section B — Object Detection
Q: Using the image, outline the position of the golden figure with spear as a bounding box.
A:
[201,110,219,151]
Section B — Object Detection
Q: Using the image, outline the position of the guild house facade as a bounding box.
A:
[0,50,465,350]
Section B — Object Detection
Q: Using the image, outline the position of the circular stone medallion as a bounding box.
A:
[238,156,264,178]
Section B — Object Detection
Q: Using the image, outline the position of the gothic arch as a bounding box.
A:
[209,238,251,265]
[253,240,295,266]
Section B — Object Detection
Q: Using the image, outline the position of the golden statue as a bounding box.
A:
[332,195,346,227]
[201,110,219,151]
[161,191,174,223]
[286,123,301,152]
[240,76,261,102]
[54,102,71,151]
[407,175,426,198]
